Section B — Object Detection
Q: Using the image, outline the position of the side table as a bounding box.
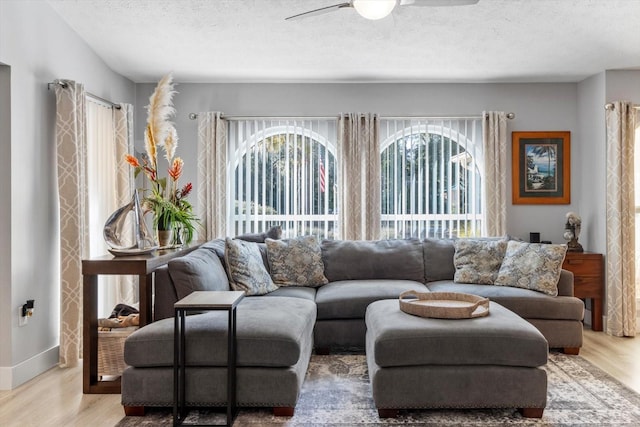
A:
[174,291,245,427]
[81,242,202,394]
[562,252,604,331]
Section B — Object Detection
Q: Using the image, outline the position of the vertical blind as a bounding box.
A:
[227,118,338,239]
[379,117,483,239]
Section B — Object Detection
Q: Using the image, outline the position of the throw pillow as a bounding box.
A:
[494,240,568,296]
[453,238,508,284]
[235,225,283,243]
[224,238,278,296]
[266,235,328,287]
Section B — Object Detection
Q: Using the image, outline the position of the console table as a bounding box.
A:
[82,243,202,394]
[562,252,604,331]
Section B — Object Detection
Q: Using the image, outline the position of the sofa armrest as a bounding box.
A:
[557,269,574,297]
[153,265,178,321]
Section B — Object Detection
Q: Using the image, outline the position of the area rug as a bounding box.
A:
[115,352,640,426]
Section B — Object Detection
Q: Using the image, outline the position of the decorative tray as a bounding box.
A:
[108,246,158,256]
[399,291,490,319]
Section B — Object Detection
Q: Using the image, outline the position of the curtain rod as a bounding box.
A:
[188,113,338,121]
[48,81,121,110]
[604,103,640,111]
[188,112,515,120]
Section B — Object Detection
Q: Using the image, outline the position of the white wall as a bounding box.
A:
[577,73,607,255]
[135,82,580,243]
[0,0,134,389]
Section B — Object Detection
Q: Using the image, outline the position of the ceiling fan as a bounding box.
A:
[285,0,480,21]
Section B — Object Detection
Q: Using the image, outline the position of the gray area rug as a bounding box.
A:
[116,352,640,426]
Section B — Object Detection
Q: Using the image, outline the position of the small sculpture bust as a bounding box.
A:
[564,212,584,252]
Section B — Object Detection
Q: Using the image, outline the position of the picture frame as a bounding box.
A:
[512,131,570,204]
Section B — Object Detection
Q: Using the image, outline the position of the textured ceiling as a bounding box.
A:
[47,0,640,83]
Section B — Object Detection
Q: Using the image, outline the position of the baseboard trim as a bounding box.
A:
[0,346,59,390]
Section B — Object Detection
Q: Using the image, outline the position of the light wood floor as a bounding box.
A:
[1,328,639,427]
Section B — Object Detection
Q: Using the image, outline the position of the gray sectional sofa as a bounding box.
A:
[121,237,585,416]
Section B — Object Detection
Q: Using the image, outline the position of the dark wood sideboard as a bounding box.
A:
[562,252,604,331]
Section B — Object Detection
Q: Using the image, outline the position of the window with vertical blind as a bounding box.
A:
[228,119,338,239]
[379,118,483,239]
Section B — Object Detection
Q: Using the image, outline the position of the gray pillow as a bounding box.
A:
[235,225,282,243]
[423,238,456,282]
[168,248,230,300]
[266,235,328,287]
[224,238,278,296]
[322,239,425,283]
[453,238,508,285]
[494,240,567,296]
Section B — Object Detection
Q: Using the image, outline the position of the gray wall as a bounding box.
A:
[0,0,134,388]
[136,82,580,244]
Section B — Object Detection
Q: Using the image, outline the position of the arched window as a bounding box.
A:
[380,118,483,239]
[228,119,338,239]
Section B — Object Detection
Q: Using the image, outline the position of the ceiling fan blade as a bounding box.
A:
[285,2,352,21]
[406,0,479,6]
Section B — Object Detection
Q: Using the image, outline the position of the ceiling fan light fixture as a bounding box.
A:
[352,0,397,20]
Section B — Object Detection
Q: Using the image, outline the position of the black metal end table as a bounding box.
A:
[173,291,245,426]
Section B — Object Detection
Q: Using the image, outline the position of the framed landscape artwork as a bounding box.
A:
[512,131,570,204]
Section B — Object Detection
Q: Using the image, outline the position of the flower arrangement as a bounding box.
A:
[124,73,198,244]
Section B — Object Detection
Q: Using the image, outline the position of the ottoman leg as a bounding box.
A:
[563,347,580,355]
[519,408,544,418]
[273,407,295,417]
[378,408,399,418]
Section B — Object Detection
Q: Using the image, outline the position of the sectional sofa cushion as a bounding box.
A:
[322,239,425,283]
[224,238,278,296]
[453,238,508,284]
[266,236,328,287]
[125,296,316,368]
[315,279,428,320]
[235,225,283,243]
[167,247,230,300]
[495,241,567,296]
[427,281,584,321]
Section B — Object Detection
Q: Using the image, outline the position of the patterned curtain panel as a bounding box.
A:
[113,103,137,305]
[197,112,228,239]
[481,111,508,237]
[605,101,637,337]
[54,81,88,367]
[338,113,381,240]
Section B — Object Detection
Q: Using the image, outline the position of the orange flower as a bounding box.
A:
[168,157,183,181]
[124,154,140,168]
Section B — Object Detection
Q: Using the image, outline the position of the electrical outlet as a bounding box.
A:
[18,306,28,326]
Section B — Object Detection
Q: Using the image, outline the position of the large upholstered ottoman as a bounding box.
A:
[365,299,549,418]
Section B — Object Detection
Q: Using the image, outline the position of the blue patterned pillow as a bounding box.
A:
[494,240,567,296]
[266,235,328,287]
[224,238,278,296]
[453,238,508,284]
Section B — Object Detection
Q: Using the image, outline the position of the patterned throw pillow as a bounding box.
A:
[266,235,328,287]
[494,240,567,296]
[453,238,508,284]
[224,238,278,296]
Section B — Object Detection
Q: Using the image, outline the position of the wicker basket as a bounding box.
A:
[97,326,137,377]
[399,291,490,319]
